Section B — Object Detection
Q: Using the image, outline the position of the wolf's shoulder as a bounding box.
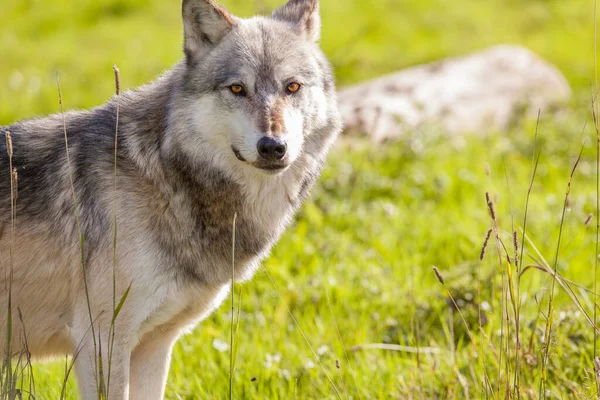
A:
[2,105,120,145]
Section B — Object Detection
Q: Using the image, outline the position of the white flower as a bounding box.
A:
[317,345,329,356]
[212,339,229,353]
[264,353,282,369]
[559,311,567,321]
[480,301,491,312]
[280,369,291,380]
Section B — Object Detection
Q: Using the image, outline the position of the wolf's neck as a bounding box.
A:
[153,142,324,284]
[115,63,185,182]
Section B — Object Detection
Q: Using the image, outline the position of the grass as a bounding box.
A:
[2,0,600,398]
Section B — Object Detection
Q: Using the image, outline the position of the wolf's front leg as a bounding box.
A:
[129,327,181,400]
[71,306,132,400]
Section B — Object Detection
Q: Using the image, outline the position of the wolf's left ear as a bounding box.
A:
[272,0,321,42]
[182,0,236,65]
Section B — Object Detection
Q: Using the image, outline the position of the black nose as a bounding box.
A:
[257,137,287,161]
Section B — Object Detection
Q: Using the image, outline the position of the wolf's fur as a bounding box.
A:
[0,0,341,398]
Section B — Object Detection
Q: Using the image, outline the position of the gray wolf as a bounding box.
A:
[0,0,341,398]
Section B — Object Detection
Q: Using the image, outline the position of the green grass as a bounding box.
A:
[2,0,600,398]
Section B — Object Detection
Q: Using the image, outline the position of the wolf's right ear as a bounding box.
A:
[182,0,236,66]
[272,0,320,42]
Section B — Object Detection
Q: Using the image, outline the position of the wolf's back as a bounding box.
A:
[0,108,119,246]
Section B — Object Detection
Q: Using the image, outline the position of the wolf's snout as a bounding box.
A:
[257,137,287,161]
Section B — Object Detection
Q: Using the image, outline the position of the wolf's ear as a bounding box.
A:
[182,0,236,65]
[272,0,321,42]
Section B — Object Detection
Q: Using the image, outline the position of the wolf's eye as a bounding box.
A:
[286,82,301,94]
[230,84,246,96]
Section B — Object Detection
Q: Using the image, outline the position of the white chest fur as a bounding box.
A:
[135,281,230,344]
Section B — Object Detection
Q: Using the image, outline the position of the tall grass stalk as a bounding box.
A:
[515,112,541,398]
[539,143,585,398]
[56,75,100,396]
[502,157,519,399]
[106,64,121,398]
[593,1,600,394]
[1,135,35,400]
[2,131,15,399]
[229,213,237,400]
[17,309,34,398]
[477,227,492,397]
[485,191,516,397]
[228,214,245,400]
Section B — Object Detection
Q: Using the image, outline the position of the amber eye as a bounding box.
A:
[230,84,246,96]
[286,82,301,94]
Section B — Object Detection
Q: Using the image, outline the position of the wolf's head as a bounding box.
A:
[167,0,340,177]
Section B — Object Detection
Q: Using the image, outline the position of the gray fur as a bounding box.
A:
[0,0,340,398]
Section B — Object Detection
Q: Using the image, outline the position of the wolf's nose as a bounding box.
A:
[257,137,287,160]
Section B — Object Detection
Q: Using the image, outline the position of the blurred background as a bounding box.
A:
[1,0,599,398]
[0,0,594,122]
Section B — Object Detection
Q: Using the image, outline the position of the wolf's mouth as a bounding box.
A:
[253,162,289,175]
[231,146,289,174]
[232,146,247,162]
[259,164,286,170]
